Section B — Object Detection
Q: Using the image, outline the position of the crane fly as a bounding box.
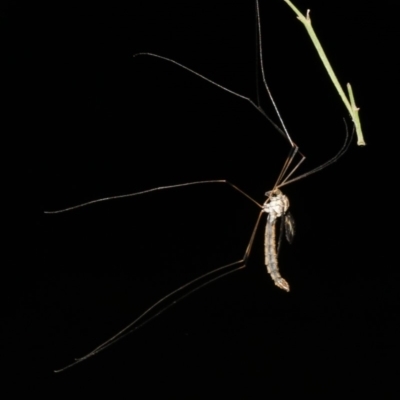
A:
[46,0,352,372]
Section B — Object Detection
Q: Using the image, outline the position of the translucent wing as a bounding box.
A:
[284,211,295,244]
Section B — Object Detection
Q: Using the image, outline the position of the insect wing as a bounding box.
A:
[284,211,296,244]
[274,214,283,256]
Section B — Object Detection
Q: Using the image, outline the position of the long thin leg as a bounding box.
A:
[133,52,291,144]
[45,180,262,214]
[277,121,353,189]
[276,150,306,187]
[273,145,300,189]
[254,0,294,148]
[264,145,306,203]
[269,120,351,195]
[54,211,264,373]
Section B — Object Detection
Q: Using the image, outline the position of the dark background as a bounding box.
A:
[4,0,398,397]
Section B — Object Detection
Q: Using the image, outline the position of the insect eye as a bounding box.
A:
[265,189,281,198]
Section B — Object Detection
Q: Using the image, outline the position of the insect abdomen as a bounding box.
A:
[265,215,290,292]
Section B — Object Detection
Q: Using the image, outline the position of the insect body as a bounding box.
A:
[263,189,294,292]
[47,0,353,372]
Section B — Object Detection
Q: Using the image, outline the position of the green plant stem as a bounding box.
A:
[283,0,365,145]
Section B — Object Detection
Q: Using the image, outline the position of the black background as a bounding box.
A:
[5,0,398,397]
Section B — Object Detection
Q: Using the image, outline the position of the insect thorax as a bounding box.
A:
[262,189,289,218]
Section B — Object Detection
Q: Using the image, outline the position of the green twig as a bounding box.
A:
[283,0,365,145]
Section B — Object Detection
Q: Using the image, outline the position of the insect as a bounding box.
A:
[46,0,352,372]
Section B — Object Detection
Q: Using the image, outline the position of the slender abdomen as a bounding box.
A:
[265,215,290,292]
